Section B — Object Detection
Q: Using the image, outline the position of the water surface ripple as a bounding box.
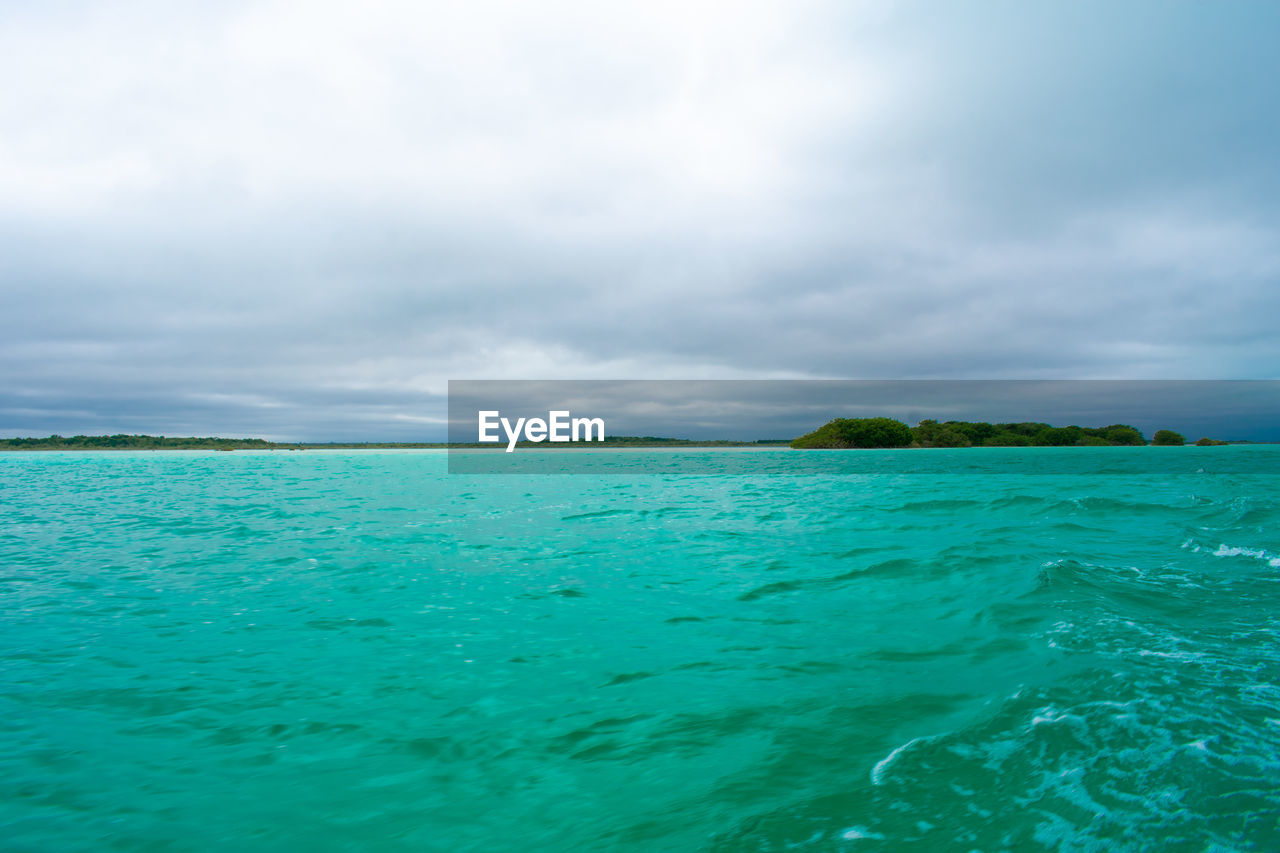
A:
[2,448,1279,851]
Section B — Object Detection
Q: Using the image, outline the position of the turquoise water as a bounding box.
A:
[3,448,1280,851]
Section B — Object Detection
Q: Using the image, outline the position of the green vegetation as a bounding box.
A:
[0,434,279,450]
[790,417,914,449]
[792,418,1158,449]
[912,420,1146,448]
[1195,437,1229,446]
[1152,430,1185,446]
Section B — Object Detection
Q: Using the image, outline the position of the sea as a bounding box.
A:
[3,447,1280,851]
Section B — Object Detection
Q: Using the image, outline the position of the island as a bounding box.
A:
[790,418,1221,449]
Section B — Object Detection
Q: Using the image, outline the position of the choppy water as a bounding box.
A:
[3,448,1280,851]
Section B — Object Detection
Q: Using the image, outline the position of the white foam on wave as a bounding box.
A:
[1138,648,1207,662]
[1031,707,1089,732]
[870,736,930,786]
[1186,539,1280,567]
[1211,544,1280,567]
[1031,709,1063,727]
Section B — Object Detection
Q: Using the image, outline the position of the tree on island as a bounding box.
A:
[1195,437,1229,446]
[911,420,1146,448]
[1152,430,1185,446]
[792,418,1156,449]
[1094,424,1147,446]
[912,419,973,447]
[790,417,913,449]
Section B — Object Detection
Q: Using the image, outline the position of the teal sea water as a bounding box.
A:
[3,448,1280,851]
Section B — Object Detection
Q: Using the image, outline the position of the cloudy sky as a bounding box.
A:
[2,1,1277,440]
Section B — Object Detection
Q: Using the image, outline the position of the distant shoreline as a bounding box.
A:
[2,426,1272,453]
[1,438,1270,452]
[0,436,794,452]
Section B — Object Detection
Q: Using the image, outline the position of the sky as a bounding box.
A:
[2,1,1278,441]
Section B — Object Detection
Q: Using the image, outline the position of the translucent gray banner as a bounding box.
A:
[447,380,1280,474]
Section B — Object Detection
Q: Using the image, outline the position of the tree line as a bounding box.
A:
[0,434,278,450]
[791,418,1211,449]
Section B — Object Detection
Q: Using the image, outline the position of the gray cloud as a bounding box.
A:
[2,1,1278,440]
